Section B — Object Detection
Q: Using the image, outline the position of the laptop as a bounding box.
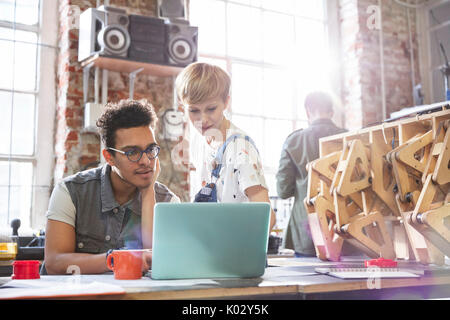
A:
[151,202,271,280]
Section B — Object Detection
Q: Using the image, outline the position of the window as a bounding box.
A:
[0,0,57,230]
[189,1,332,188]
[189,0,334,232]
[416,0,450,104]
[426,1,450,103]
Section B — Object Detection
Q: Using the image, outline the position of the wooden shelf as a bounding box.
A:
[80,54,183,77]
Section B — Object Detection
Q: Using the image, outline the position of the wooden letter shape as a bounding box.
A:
[395,130,433,174]
[307,196,344,261]
[422,121,446,183]
[409,174,449,260]
[305,162,321,203]
[344,211,396,259]
[432,126,450,185]
[419,204,450,258]
[370,131,400,216]
[397,191,444,265]
[334,139,371,196]
[312,151,341,182]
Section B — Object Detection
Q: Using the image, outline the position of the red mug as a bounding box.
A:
[107,250,144,280]
[12,260,40,279]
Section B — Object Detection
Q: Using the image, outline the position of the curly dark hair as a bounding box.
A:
[96,99,158,149]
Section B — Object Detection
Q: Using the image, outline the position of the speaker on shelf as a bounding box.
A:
[128,14,167,64]
[78,4,197,68]
[165,20,198,67]
[157,0,186,20]
[78,6,131,62]
[128,14,198,68]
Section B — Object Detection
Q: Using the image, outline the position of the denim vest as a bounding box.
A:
[63,164,175,254]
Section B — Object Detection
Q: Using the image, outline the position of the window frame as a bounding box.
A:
[33,0,57,229]
[417,0,450,104]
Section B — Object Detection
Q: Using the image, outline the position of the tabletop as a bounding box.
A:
[1,257,450,300]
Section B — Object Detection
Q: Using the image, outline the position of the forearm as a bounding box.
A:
[45,252,108,275]
[44,219,108,275]
[141,189,156,249]
[269,209,276,231]
[245,185,277,232]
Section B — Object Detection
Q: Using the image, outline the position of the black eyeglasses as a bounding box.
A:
[107,144,161,162]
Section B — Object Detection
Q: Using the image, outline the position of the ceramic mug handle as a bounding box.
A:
[107,253,115,271]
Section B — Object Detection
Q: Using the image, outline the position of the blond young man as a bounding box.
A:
[176,62,276,230]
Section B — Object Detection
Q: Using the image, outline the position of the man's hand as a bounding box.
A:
[141,159,160,249]
[140,158,160,195]
[45,219,111,274]
[151,158,160,187]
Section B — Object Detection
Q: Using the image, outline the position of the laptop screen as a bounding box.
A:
[151,202,271,280]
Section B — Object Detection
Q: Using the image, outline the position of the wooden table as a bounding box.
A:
[1,257,450,300]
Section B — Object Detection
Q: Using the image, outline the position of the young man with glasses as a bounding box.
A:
[44,100,179,275]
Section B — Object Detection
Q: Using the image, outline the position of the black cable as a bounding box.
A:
[392,128,396,150]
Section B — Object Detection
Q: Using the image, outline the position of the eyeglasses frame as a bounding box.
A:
[107,144,161,162]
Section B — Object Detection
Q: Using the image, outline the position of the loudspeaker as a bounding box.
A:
[157,0,186,20]
[165,21,198,67]
[128,14,166,64]
[78,6,130,62]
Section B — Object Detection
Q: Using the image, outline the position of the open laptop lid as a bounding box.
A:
[151,202,270,280]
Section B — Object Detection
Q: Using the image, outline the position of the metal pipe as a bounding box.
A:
[94,66,100,104]
[102,69,108,105]
[407,7,417,104]
[378,0,387,121]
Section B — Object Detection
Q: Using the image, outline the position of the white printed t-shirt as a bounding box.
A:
[196,122,268,202]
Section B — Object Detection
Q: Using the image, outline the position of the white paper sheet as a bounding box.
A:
[262,267,316,278]
[327,271,420,279]
[0,274,220,298]
[0,280,125,299]
[315,268,420,279]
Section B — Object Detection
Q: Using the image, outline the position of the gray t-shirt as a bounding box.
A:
[46,181,180,228]
[46,164,180,252]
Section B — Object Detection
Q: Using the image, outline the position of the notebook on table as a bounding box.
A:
[151,202,271,280]
[315,267,421,279]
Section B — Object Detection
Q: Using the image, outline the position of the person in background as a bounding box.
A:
[44,99,179,275]
[175,62,276,231]
[276,91,346,257]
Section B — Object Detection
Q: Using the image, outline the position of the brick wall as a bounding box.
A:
[339,0,421,129]
[55,0,190,201]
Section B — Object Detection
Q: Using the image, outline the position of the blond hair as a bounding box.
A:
[175,62,231,106]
